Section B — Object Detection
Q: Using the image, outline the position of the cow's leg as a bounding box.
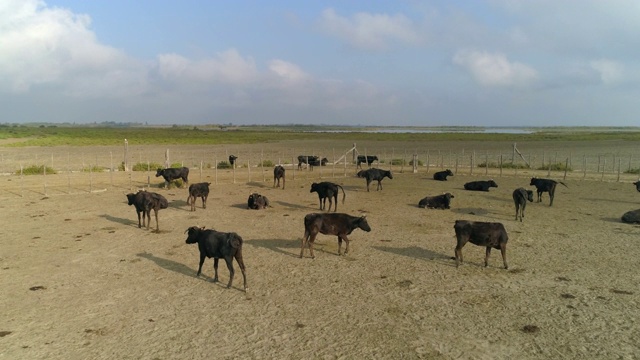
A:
[308,233,317,259]
[549,190,555,206]
[234,250,247,291]
[145,210,151,230]
[224,256,235,288]
[521,203,526,221]
[197,254,205,277]
[137,210,142,228]
[377,181,382,191]
[212,258,219,282]
[366,179,371,192]
[455,244,464,267]
[337,236,343,255]
[343,235,350,255]
[300,232,308,258]
[154,209,159,232]
[484,247,492,267]
[500,244,508,269]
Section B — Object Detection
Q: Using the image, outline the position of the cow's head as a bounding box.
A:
[155,169,164,177]
[185,226,205,244]
[489,179,498,187]
[310,183,319,193]
[446,169,454,176]
[529,177,537,186]
[526,190,534,202]
[357,215,372,232]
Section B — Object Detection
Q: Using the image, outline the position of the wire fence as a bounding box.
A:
[1,145,639,199]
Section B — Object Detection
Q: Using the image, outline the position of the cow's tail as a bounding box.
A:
[559,181,568,188]
[337,185,346,204]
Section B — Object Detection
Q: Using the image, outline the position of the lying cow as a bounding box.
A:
[621,209,640,224]
[356,155,378,169]
[126,190,169,231]
[361,168,393,192]
[433,169,454,181]
[512,188,534,222]
[247,193,269,209]
[297,155,328,170]
[184,226,247,291]
[453,220,509,269]
[273,165,285,189]
[310,182,345,212]
[529,177,568,206]
[156,167,189,188]
[464,179,498,192]
[301,213,371,258]
[418,193,454,209]
[187,182,211,211]
[633,181,640,192]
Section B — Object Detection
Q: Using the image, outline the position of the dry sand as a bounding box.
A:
[1,141,640,359]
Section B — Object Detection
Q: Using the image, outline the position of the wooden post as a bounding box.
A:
[617,157,621,182]
[412,154,418,173]
[485,151,488,175]
[563,158,569,180]
[500,154,503,177]
[470,151,474,175]
[583,155,587,180]
[601,158,606,181]
[124,139,129,171]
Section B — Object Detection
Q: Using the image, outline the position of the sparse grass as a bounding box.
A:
[81,165,106,172]
[537,162,572,171]
[260,160,274,167]
[131,162,163,171]
[624,168,640,174]
[217,161,232,169]
[409,159,423,166]
[478,161,530,169]
[390,159,406,165]
[17,165,57,175]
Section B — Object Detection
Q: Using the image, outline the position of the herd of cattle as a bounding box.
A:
[123,156,640,292]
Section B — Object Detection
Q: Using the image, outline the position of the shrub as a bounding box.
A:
[409,159,423,166]
[131,162,163,171]
[17,165,57,175]
[260,160,274,167]
[390,159,406,165]
[624,168,640,174]
[217,161,232,169]
[478,161,530,169]
[537,162,572,171]
[170,162,183,168]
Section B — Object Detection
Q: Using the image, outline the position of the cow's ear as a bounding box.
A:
[361,214,367,219]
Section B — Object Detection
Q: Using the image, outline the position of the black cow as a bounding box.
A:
[301,213,371,258]
[361,168,393,192]
[297,155,328,170]
[356,170,367,178]
[512,188,534,222]
[184,226,247,291]
[273,165,285,189]
[453,220,509,269]
[433,169,454,181]
[187,182,211,211]
[310,182,345,212]
[156,167,189,188]
[633,181,640,192]
[418,193,454,209]
[464,179,498,192]
[529,177,568,206]
[621,209,640,224]
[247,193,269,209]
[228,155,238,167]
[126,191,168,231]
[356,155,378,169]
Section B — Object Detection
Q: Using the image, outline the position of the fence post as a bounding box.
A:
[413,154,418,173]
[563,158,568,180]
[617,157,621,182]
[500,154,503,177]
[583,155,587,180]
[426,150,430,174]
[470,151,474,175]
[485,151,488,176]
[215,155,218,185]
[601,158,606,181]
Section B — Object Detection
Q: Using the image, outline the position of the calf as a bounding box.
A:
[273,165,285,189]
[156,167,189,188]
[187,182,211,211]
[361,168,393,192]
[512,187,534,222]
[247,193,269,209]
[453,220,509,269]
[418,193,454,209]
[301,213,371,258]
[310,182,345,212]
[297,155,328,170]
[356,155,378,169]
[184,226,247,291]
[126,191,168,231]
[633,181,640,192]
[464,179,498,192]
[621,209,640,224]
[433,169,454,181]
[228,155,238,167]
[529,177,568,206]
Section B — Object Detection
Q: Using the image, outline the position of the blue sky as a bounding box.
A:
[1,0,639,126]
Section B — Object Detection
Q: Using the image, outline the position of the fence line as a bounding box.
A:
[1,147,639,199]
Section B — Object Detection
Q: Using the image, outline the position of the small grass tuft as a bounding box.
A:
[18,165,57,175]
[537,162,572,171]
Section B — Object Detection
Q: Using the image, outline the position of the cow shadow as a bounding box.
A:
[231,203,250,209]
[601,216,625,223]
[451,208,489,216]
[274,200,308,210]
[244,238,301,258]
[247,181,269,188]
[100,214,136,227]
[136,252,200,279]
[372,246,455,267]
[583,197,640,205]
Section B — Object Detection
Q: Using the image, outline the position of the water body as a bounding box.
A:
[306,128,533,134]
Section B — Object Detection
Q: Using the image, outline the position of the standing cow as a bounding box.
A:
[633,181,640,192]
[453,220,509,269]
[273,165,285,189]
[361,168,393,192]
[529,177,568,206]
[512,187,534,222]
[310,182,345,212]
[156,167,189,188]
[301,213,371,258]
[187,182,211,211]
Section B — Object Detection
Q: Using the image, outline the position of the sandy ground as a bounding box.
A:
[1,141,640,359]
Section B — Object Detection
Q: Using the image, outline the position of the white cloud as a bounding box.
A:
[156,49,258,86]
[268,60,309,83]
[590,59,623,85]
[453,50,537,87]
[318,8,420,50]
